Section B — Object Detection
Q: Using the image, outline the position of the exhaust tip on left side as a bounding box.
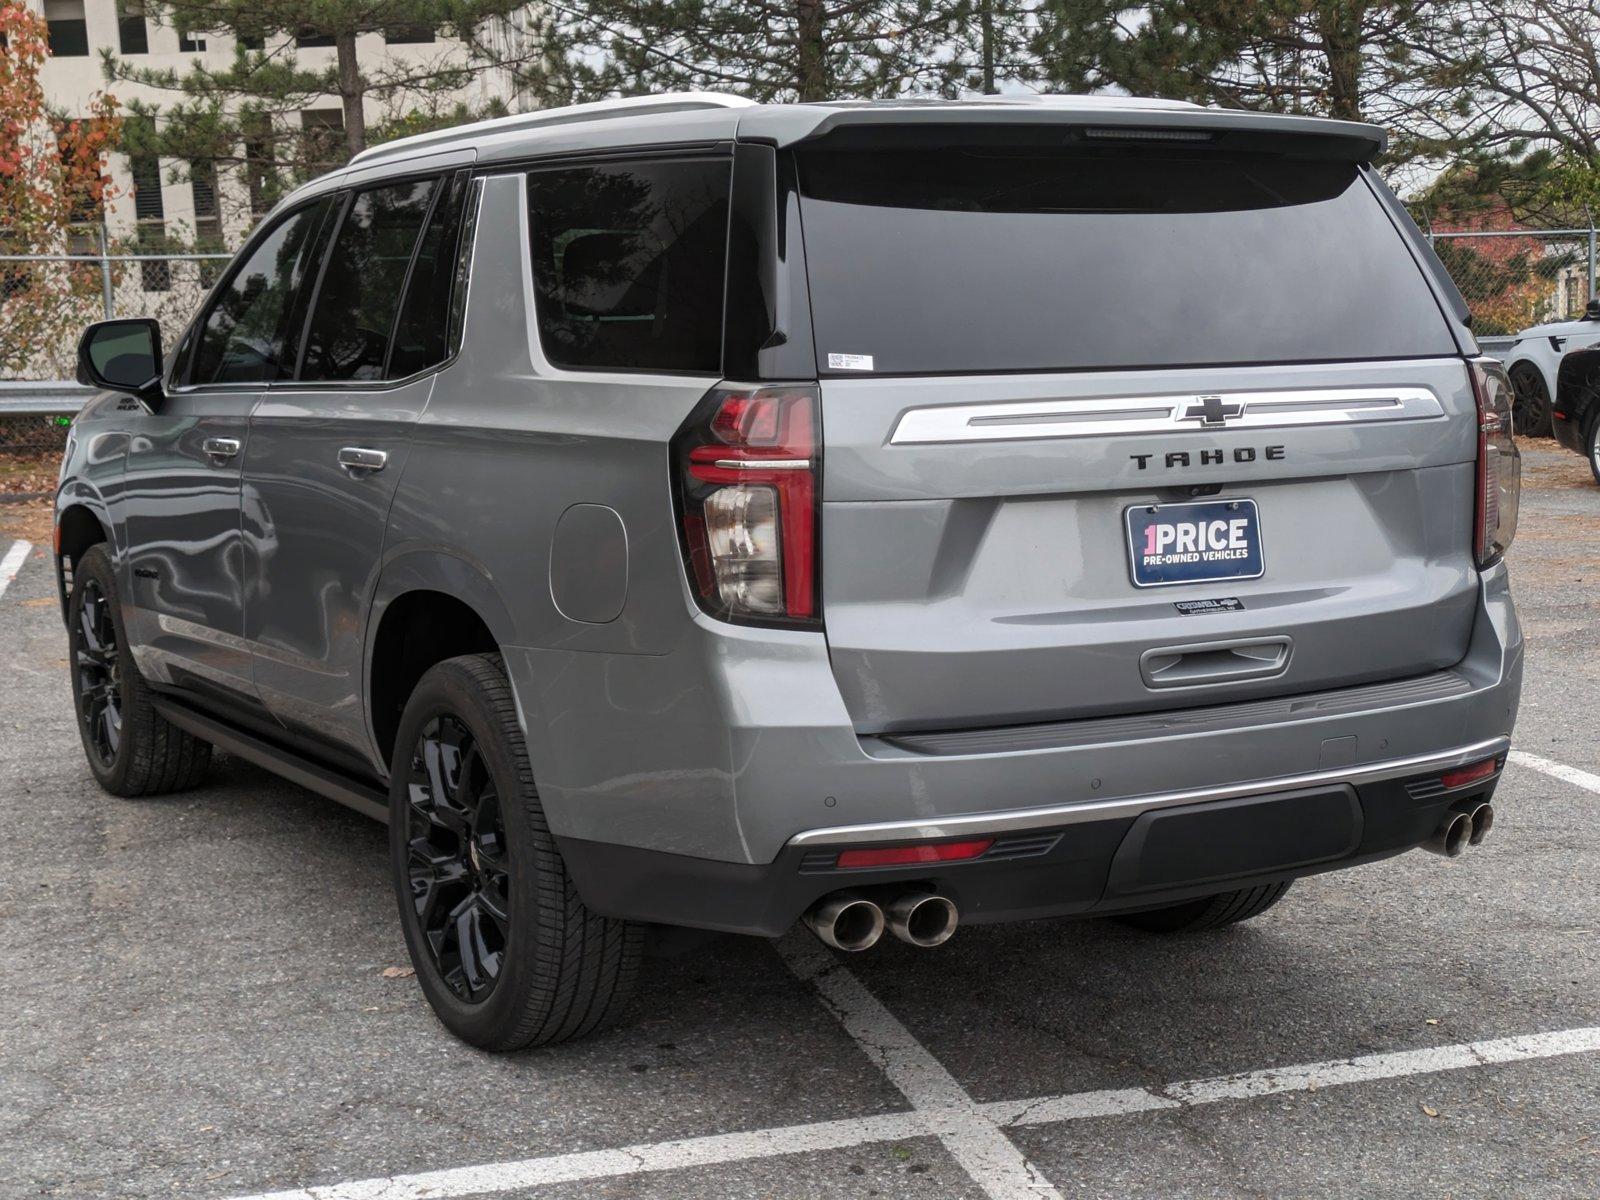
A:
[803,893,885,952]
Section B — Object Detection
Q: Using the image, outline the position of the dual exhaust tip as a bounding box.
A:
[1423,800,1494,858]
[804,891,958,952]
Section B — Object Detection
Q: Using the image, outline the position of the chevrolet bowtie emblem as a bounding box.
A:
[1181,396,1246,426]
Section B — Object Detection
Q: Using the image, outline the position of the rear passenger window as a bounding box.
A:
[300,178,438,381]
[527,158,731,373]
[191,198,330,384]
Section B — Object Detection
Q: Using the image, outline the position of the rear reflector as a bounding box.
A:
[835,838,995,870]
[1440,757,1499,790]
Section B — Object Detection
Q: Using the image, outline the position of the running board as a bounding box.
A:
[152,697,390,823]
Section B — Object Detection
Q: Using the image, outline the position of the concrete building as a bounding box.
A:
[28,0,541,256]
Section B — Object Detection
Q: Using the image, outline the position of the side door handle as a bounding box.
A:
[338,447,388,475]
[202,436,241,462]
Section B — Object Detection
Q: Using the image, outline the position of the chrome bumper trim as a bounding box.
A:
[786,736,1510,848]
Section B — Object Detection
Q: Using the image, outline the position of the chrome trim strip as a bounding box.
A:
[786,736,1509,847]
[711,458,811,470]
[888,386,1446,445]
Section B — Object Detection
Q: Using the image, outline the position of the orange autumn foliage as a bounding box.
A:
[1,0,123,375]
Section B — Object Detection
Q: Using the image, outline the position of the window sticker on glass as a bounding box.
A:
[827,352,874,371]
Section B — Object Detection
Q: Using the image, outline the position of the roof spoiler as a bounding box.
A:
[749,104,1387,162]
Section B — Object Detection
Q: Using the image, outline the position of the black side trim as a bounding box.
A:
[152,696,389,822]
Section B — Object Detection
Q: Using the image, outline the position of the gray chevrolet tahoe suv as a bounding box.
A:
[60,92,1523,1049]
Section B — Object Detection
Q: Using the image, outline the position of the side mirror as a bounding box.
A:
[1586,297,1600,321]
[76,318,164,405]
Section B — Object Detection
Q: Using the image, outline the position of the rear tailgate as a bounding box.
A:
[794,131,1477,735]
[819,360,1478,732]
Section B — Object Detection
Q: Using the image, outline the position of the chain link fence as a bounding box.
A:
[1426,227,1599,338]
[1,248,231,382]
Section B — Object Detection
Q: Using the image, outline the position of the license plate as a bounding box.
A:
[1125,498,1264,588]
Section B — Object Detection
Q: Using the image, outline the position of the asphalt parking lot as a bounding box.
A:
[2,442,1598,1200]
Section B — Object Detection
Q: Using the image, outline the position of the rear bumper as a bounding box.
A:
[559,748,1507,937]
[506,563,1520,930]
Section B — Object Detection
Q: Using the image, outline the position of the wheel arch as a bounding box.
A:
[365,550,517,773]
[54,500,112,623]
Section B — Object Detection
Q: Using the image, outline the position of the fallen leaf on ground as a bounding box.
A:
[381,966,415,979]
[1421,1103,1440,1118]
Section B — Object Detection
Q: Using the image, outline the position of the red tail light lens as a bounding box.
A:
[1440,757,1499,790]
[1470,359,1521,567]
[835,838,995,869]
[673,384,819,625]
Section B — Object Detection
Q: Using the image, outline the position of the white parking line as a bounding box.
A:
[1510,749,1600,796]
[0,540,31,601]
[220,1022,1600,1200]
[225,1111,926,1200]
[985,1025,1600,1126]
[777,935,1062,1199]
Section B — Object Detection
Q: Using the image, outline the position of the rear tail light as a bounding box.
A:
[673,383,820,625]
[1470,359,1520,567]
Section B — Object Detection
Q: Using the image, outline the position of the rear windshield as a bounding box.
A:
[795,143,1458,376]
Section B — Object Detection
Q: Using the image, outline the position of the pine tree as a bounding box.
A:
[541,0,975,102]
[105,1,556,218]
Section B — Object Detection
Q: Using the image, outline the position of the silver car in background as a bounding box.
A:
[59,92,1522,1048]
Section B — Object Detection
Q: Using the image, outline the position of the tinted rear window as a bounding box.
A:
[527,158,731,373]
[796,144,1458,376]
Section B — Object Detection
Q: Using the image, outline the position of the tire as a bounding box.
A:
[67,544,212,796]
[389,653,643,1050]
[1112,882,1292,934]
[1588,417,1600,488]
[1509,362,1552,438]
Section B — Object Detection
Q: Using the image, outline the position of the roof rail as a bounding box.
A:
[348,92,756,166]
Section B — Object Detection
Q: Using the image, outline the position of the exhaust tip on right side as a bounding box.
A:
[886,893,959,947]
[1467,801,1494,845]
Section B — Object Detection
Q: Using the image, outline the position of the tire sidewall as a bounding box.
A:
[1588,418,1600,487]
[388,659,545,1046]
[67,545,136,792]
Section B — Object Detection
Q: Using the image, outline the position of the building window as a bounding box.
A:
[191,159,224,285]
[178,31,207,52]
[44,0,90,56]
[237,32,264,50]
[295,28,335,48]
[384,25,436,44]
[130,141,170,292]
[117,0,149,54]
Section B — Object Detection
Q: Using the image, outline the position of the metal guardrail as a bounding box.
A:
[0,380,97,416]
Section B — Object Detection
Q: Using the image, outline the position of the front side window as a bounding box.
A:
[527,158,731,373]
[191,198,330,385]
[299,178,438,382]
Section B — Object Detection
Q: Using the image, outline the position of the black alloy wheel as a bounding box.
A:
[65,543,212,796]
[74,578,123,768]
[403,714,512,1003]
[388,653,642,1049]
[1510,362,1552,438]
